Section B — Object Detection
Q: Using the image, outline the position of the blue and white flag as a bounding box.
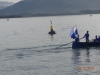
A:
[70,25,78,39]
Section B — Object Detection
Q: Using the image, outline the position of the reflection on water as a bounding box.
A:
[71,47,100,75]
[72,49,81,64]
[72,48,92,75]
[86,48,90,62]
[72,48,91,65]
[50,34,54,41]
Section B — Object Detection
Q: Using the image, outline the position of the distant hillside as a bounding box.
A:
[0,0,100,16]
[0,1,13,10]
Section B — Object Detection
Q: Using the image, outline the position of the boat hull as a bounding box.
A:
[72,42,100,49]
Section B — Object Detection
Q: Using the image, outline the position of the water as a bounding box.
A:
[0,14,100,75]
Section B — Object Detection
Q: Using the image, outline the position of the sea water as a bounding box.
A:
[0,14,100,75]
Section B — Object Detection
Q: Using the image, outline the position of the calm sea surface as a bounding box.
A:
[0,14,100,75]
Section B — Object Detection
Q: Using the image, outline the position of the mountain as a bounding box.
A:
[0,1,13,10]
[0,0,100,16]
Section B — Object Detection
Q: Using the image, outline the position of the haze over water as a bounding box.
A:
[0,14,100,75]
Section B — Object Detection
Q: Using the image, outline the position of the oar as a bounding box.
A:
[59,42,73,47]
[55,42,73,49]
[59,37,83,47]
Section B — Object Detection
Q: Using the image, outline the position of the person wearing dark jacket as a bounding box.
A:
[83,31,89,42]
[75,34,80,42]
[93,35,98,42]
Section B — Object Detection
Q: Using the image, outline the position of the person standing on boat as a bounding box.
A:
[83,31,89,42]
[75,34,80,42]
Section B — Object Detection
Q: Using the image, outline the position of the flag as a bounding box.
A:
[70,25,78,39]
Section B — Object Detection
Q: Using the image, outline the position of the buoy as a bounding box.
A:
[7,18,9,21]
[48,30,56,34]
[50,25,54,31]
[48,21,56,35]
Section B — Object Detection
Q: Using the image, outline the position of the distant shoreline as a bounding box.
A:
[0,13,78,18]
[0,13,99,18]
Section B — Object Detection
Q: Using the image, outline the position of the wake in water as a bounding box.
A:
[6,43,72,50]
[3,43,72,60]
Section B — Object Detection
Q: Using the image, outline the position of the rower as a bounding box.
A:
[83,31,89,42]
[97,36,100,42]
[93,35,98,42]
[75,34,80,42]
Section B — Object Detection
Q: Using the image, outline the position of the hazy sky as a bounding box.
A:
[0,0,21,3]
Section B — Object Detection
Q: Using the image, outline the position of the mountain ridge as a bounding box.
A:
[0,1,13,10]
[0,0,100,16]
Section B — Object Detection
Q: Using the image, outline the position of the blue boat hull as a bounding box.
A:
[72,42,100,49]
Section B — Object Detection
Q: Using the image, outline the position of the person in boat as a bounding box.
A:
[93,35,98,42]
[97,36,100,42]
[83,31,89,42]
[75,34,80,42]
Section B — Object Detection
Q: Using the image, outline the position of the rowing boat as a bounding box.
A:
[72,42,100,49]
